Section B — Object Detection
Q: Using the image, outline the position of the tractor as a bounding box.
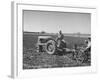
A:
[36,35,74,55]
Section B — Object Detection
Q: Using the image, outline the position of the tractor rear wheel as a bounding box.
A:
[45,40,56,54]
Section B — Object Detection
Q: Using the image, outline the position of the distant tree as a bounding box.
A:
[77,32,81,37]
[41,31,46,34]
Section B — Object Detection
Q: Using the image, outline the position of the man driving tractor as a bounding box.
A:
[56,30,67,54]
[56,30,75,54]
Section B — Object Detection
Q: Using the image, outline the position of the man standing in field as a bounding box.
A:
[84,37,91,52]
[83,37,91,63]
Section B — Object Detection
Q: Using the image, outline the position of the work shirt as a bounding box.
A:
[57,39,66,49]
[86,41,91,49]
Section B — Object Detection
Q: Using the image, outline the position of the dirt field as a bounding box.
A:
[23,32,91,69]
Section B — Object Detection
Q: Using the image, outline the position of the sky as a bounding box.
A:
[23,10,91,34]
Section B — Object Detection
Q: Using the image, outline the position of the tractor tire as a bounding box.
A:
[45,39,56,54]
